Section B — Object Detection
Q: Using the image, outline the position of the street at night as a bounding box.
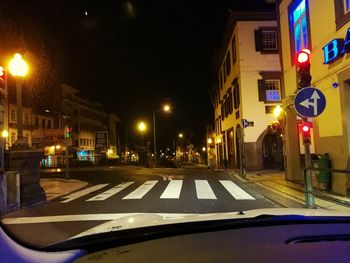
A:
[2,166,279,247]
[3,0,350,262]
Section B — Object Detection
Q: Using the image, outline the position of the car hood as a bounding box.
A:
[71,208,350,239]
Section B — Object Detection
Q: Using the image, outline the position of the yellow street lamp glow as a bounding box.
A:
[202,147,206,152]
[1,130,8,138]
[9,53,28,77]
[178,133,183,138]
[137,121,147,132]
[55,145,61,150]
[273,105,283,118]
[207,138,213,144]
[163,104,171,112]
[216,138,222,144]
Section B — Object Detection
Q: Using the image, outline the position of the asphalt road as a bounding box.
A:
[1,166,280,248]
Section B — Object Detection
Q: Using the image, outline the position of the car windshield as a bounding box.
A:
[1,0,350,249]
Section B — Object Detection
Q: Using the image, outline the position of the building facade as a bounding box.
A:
[212,12,283,170]
[279,0,350,195]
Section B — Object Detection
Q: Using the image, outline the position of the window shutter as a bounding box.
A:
[258,79,266,101]
[254,30,263,52]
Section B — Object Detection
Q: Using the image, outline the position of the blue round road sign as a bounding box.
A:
[294,87,326,118]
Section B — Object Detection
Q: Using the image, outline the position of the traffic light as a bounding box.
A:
[0,66,5,81]
[65,126,72,139]
[300,121,311,145]
[296,48,312,89]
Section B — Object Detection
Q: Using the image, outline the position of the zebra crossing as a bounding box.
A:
[59,179,255,203]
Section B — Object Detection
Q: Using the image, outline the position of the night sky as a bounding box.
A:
[20,0,275,149]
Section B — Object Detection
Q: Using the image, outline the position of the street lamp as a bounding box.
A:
[1,130,8,170]
[153,103,172,166]
[137,121,147,145]
[8,53,29,148]
[273,105,283,118]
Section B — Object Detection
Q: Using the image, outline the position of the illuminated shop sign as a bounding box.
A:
[323,28,350,64]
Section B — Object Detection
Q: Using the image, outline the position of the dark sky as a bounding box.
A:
[23,0,275,149]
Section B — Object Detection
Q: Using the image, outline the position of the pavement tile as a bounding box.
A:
[40,178,88,201]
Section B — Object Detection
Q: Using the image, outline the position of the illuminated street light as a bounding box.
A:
[178,133,183,138]
[55,145,61,150]
[2,130,8,138]
[216,138,222,144]
[273,105,283,118]
[163,104,171,113]
[9,53,28,77]
[207,138,213,144]
[202,147,206,152]
[137,121,147,145]
[9,53,29,147]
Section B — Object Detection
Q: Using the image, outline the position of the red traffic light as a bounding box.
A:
[296,49,312,88]
[302,124,310,133]
[297,49,311,64]
[0,66,5,80]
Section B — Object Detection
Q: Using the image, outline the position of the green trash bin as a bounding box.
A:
[315,154,331,189]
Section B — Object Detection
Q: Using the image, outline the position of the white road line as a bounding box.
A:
[87,182,134,201]
[219,180,255,200]
[195,180,217,199]
[60,184,109,203]
[122,180,158,199]
[160,180,183,199]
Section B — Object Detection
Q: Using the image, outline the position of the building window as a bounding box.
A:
[11,110,15,122]
[289,0,309,55]
[335,0,350,29]
[11,133,15,145]
[265,80,281,102]
[255,28,278,53]
[232,79,240,110]
[262,30,278,51]
[226,51,231,76]
[24,113,29,124]
[35,117,39,127]
[80,138,83,146]
[219,71,223,90]
[232,37,237,64]
[42,119,46,128]
[48,120,52,128]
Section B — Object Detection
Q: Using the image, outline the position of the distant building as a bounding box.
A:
[211,12,283,170]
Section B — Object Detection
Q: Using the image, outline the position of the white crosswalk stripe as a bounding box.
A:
[160,180,183,199]
[195,180,217,199]
[60,184,109,203]
[87,182,134,201]
[219,180,255,200]
[59,179,255,203]
[122,180,158,200]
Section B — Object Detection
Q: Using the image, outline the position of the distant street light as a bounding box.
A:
[9,53,29,148]
[207,138,213,144]
[153,104,172,166]
[2,130,9,138]
[178,133,183,138]
[137,121,147,145]
[273,105,283,118]
[202,147,206,152]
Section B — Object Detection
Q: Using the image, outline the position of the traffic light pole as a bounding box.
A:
[239,127,246,177]
[65,138,69,180]
[302,119,315,208]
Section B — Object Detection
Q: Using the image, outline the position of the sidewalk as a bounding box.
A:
[230,170,350,212]
[40,178,88,201]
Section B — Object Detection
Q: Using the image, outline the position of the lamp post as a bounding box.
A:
[153,104,171,166]
[1,130,8,170]
[137,121,147,146]
[8,53,28,148]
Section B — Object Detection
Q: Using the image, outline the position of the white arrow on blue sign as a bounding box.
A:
[294,87,326,118]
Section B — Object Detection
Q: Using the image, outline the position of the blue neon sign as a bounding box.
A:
[323,28,350,64]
